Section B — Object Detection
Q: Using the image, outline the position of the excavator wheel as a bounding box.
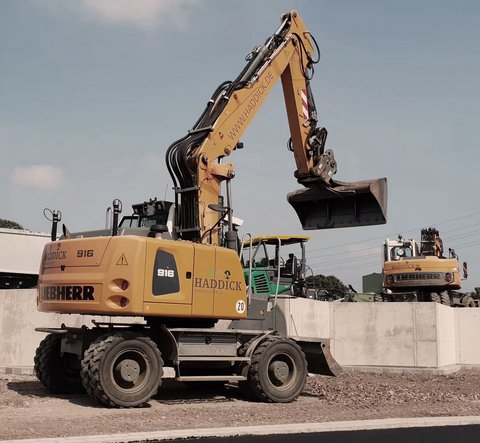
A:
[440,291,451,306]
[383,293,394,302]
[34,333,84,394]
[237,337,257,399]
[242,336,307,403]
[430,292,451,306]
[80,331,163,407]
[374,293,383,302]
[463,296,477,308]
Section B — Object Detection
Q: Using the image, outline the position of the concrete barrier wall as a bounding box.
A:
[329,302,464,369]
[437,303,456,367]
[332,303,419,367]
[455,308,480,365]
[1,289,480,373]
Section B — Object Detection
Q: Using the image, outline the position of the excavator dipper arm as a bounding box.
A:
[166,10,387,245]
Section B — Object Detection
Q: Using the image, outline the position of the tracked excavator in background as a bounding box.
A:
[34,10,387,407]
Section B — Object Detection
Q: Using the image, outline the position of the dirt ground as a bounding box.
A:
[1,370,480,441]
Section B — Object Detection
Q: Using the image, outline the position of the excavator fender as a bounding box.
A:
[288,177,387,230]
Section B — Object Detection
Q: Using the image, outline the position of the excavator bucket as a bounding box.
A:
[287,178,387,230]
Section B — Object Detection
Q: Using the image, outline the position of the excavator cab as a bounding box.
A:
[241,235,310,298]
[287,177,387,230]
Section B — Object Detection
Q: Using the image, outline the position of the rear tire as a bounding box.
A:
[463,296,476,308]
[34,334,84,394]
[243,337,307,403]
[80,332,163,407]
[383,293,394,302]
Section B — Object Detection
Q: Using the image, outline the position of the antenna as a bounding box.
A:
[164,183,169,201]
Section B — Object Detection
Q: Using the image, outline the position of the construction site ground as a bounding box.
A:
[1,369,480,441]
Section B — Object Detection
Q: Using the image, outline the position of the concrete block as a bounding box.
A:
[277,298,330,339]
[415,340,438,367]
[436,303,456,367]
[331,303,416,367]
[456,308,480,365]
[414,303,437,341]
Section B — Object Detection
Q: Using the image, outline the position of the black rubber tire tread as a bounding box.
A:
[80,331,163,408]
[430,293,441,303]
[34,333,84,394]
[463,296,476,307]
[383,293,394,302]
[374,293,383,302]
[237,337,257,399]
[440,291,451,306]
[244,336,307,403]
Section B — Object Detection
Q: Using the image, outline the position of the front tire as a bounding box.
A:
[440,291,451,306]
[80,332,163,407]
[34,333,84,394]
[463,296,477,307]
[244,337,307,403]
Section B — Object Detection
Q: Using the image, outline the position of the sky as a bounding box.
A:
[1,0,480,290]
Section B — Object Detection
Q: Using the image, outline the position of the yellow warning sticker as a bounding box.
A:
[116,254,128,266]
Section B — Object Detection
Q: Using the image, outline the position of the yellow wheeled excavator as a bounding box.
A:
[379,228,473,306]
[34,10,387,407]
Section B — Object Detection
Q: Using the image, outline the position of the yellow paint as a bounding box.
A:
[116,254,128,266]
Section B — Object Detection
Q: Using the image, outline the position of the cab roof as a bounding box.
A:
[243,235,310,247]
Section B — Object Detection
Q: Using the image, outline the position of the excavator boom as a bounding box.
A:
[166,10,387,243]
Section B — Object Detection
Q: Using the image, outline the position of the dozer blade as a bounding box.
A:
[304,339,343,377]
[287,177,387,230]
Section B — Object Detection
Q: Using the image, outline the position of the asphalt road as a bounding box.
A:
[2,418,480,443]
[160,425,480,443]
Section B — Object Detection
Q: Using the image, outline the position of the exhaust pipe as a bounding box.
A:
[288,177,387,230]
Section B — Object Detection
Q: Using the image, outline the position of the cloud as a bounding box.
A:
[10,165,64,190]
[40,0,198,30]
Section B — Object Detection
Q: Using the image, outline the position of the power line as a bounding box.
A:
[311,259,379,274]
[307,210,480,253]
[309,227,480,267]
[309,251,379,267]
[307,244,377,260]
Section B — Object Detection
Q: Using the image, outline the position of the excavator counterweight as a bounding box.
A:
[288,177,387,229]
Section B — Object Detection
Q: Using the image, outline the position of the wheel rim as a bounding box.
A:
[266,352,296,389]
[110,349,150,392]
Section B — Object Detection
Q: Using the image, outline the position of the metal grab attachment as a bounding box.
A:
[287,177,387,230]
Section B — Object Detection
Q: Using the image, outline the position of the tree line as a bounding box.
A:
[0,219,23,229]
